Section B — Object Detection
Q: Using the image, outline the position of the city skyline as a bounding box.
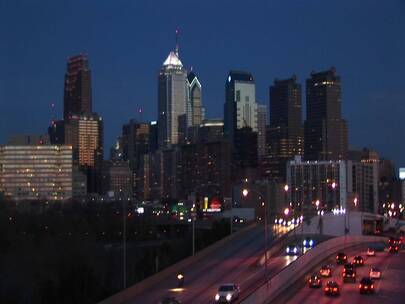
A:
[0,1,404,165]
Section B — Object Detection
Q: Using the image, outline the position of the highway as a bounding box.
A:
[101,223,298,304]
[284,244,405,304]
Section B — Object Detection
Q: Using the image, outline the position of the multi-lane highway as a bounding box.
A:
[101,223,299,304]
[284,244,405,304]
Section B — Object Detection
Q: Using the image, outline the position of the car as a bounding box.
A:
[336,252,347,264]
[160,297,181,304]
[343,269,356,283]
[308,274,322,288]
[343,263,354,273]
[286,244,301,256]
[369,267,381,279]
[389,237,401,246]
[319,265,332,277]
[215,284,240,303]
[324,281,340,296]
[302,238,315,248]
[352,256,364,266]
[359,277,375,294]
[389,245,399,253]
[367,248,376,256]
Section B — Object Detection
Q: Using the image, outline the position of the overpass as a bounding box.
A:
[99,222,293,304]
[100,211,397,303]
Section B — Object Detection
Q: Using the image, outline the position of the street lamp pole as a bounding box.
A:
[122,195,127,290]
[242,188,268,282]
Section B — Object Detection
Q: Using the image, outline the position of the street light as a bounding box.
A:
[242,189,249,197]
[242,187,268,282]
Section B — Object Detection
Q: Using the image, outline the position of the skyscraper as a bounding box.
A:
[63,54,92,120]
[158,40,187,147]
[121,120,150,170]
[304,68,348,161]
[257,104,267,159]
[267,76,304,181]
[64,113,103,193]
[224,71,258,144]
[187,70,204,127]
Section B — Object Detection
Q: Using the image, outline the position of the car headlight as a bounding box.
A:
[226,294,232,301]
[215,294,220,301]
[309,240,314,246]
[293,247,297,253]
[303,240,307,246]
[286,247,290,253]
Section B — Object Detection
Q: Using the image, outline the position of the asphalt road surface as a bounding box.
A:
[285,245,405,304]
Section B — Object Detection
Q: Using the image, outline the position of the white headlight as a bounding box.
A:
[293,247,297,253]
[226,294,232,301]
[303,240,307,246]
[286,247,290,253]
[215,294,220,301]
[309,240,314,246]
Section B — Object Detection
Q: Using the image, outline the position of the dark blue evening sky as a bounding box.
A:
[1,1,404,165]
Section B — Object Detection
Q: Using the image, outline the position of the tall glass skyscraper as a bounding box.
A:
[224,71,258,144]
[266,76,304,181]
[63,54,92,120]
[158,47,187,147]
[187,71,204,127]
[304,68,348,161]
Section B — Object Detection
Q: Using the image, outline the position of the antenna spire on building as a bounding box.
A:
[175,28,180,56]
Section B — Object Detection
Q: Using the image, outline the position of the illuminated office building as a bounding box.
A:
[0,145,73,200]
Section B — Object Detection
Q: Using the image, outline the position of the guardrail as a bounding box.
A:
[99,223,258,304]
[242,235,387,304]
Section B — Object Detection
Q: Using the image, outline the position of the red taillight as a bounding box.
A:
[325,287,329,291]
[333,288,338,292]
[371,285,374,289]
[309,279,312,283]
[359,284,362,289]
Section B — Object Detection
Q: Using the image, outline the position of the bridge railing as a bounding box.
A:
[242,235,387,304]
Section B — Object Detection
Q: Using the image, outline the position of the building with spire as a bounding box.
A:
[186,70,204,128]
[158,31,188,147]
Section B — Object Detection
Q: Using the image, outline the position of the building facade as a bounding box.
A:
[224,71,258,144]
[304,68,348,161]
[266,76,304,181]
[287,156,379,214]
[186,71,204,128]
[0,145,73,200]
[64,113,103,193]
[158,49,187,147]
[257,104,267,159]
[63,54,92,120]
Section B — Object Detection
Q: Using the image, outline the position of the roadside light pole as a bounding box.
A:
[122,193,127,290]
[242,188,268,282]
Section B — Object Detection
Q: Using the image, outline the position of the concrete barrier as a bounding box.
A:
[99,223,258,304]
[242,235,387,304]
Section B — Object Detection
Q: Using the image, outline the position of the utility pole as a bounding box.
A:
[123,195,127,290]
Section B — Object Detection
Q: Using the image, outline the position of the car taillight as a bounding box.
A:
[309,279,312,283]
[333,288,338,292]
[371,285,374,289]
[359,284,362,289]
[325,287,329,291]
